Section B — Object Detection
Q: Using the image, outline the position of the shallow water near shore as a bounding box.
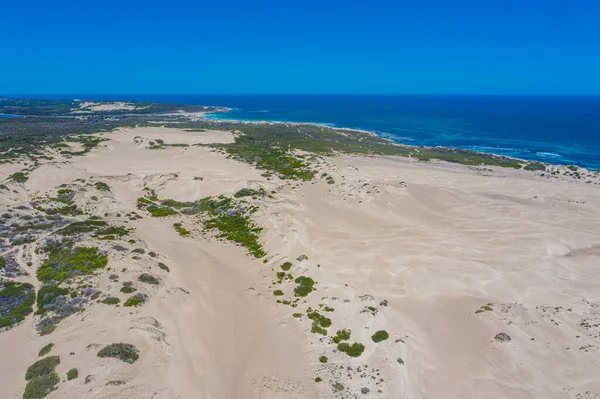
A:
[16,94,600,170]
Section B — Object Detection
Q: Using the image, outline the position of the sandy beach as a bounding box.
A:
[1,126,599,399]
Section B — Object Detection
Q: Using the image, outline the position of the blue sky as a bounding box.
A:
[1,0,599,94]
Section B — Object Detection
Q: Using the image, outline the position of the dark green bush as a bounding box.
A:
[280,262,292,271]
[66,368,79,380]
[294,276,315,297]
[25,356,61,380]
[273,290,284,296]
[319,356,328,363]
[371,330,389,343]
[23,372,59,399]
[97,343,139,364]
[337,342,365,357]
[332,329,351,344]
[101,297,120,305]
[94,182,110,191]
[138,273,159,284]
[8,171,29,183]
[157,262,170,272]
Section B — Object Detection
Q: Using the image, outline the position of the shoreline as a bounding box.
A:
[200,110,598,172]
[196,111,598,173]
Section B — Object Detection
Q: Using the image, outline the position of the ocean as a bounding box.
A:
[13,94,600,170]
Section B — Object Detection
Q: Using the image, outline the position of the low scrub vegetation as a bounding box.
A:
[0,280,35,328]
[97,343,139,364]
[371,330,389,343]
[337,342,365,357]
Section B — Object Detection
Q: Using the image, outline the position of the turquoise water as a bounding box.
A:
[13,94,600,170]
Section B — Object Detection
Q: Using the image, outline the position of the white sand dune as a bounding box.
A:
[1,127,599,399]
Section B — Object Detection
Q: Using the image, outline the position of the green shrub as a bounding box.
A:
[66,368,79,380]
[97,343,139,364]
[101,297,120,305]
[94,182,111,191]
[337,342,365,357]
[158,262,170,272]
[25,356,61,380]
[38,343,54,357]
[37,246,108,284]
[120,286,137,294]
[123,295,145,307]
[8,171,29,183]
[280,262,292,271]
[332,329,351,344]
[315,377,322,383]
[173,223,191,237]
[273,290,284,296]
[371,330,389,343]
[319,356,328,363]
[39,325,56,336]
[524,162,546,171]
[138,273,159,284]
[308,310,331,327]
[23,372,59,399]
[294,276,315,297]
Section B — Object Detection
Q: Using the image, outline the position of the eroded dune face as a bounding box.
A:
[1,127,599,399]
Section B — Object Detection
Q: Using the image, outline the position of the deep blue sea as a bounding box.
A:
[11,94,600,170]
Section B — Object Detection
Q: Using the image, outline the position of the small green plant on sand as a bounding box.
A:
[97,343,139,364]
[138,273,159,284]
[319,356,328,363]
[371,330,389,343]
[294,276,315,297]
[315,377,322,383]
[280,262,292,271]
[38,343,54,357]
[173,223,191,237]
[273,290,284,296]
[94,182,111,191]
[337,342,365,357]
[66,368,79,380]
[101,297,120,305]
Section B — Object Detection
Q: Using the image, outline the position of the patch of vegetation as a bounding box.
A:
[101,297,120,305]
[173,223,190,237]
[94,226,129,239]
[337,342,365,357]
[280,262,292,271]
[97,343,139,364]
[66,368,79,380]
[524,162,546,171]
[94,181,111,191]
[315,377,322,383]
[38,343,54,357]
[138,273,159,284]
[158,262,170,272]
[36,246,108,284]
[273,290,284,296]
[25,356,61,380]
[371,330,389,343]
[319,356,328,363]
[234,188,266,198]
[8,171,29,183]
[39,325,56,336]
[0,280,35,328]
[332,329,351,344]
[23,372,60,399]
[56,219,106,236]
[123,293,146,307]
[294,276,315,297]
